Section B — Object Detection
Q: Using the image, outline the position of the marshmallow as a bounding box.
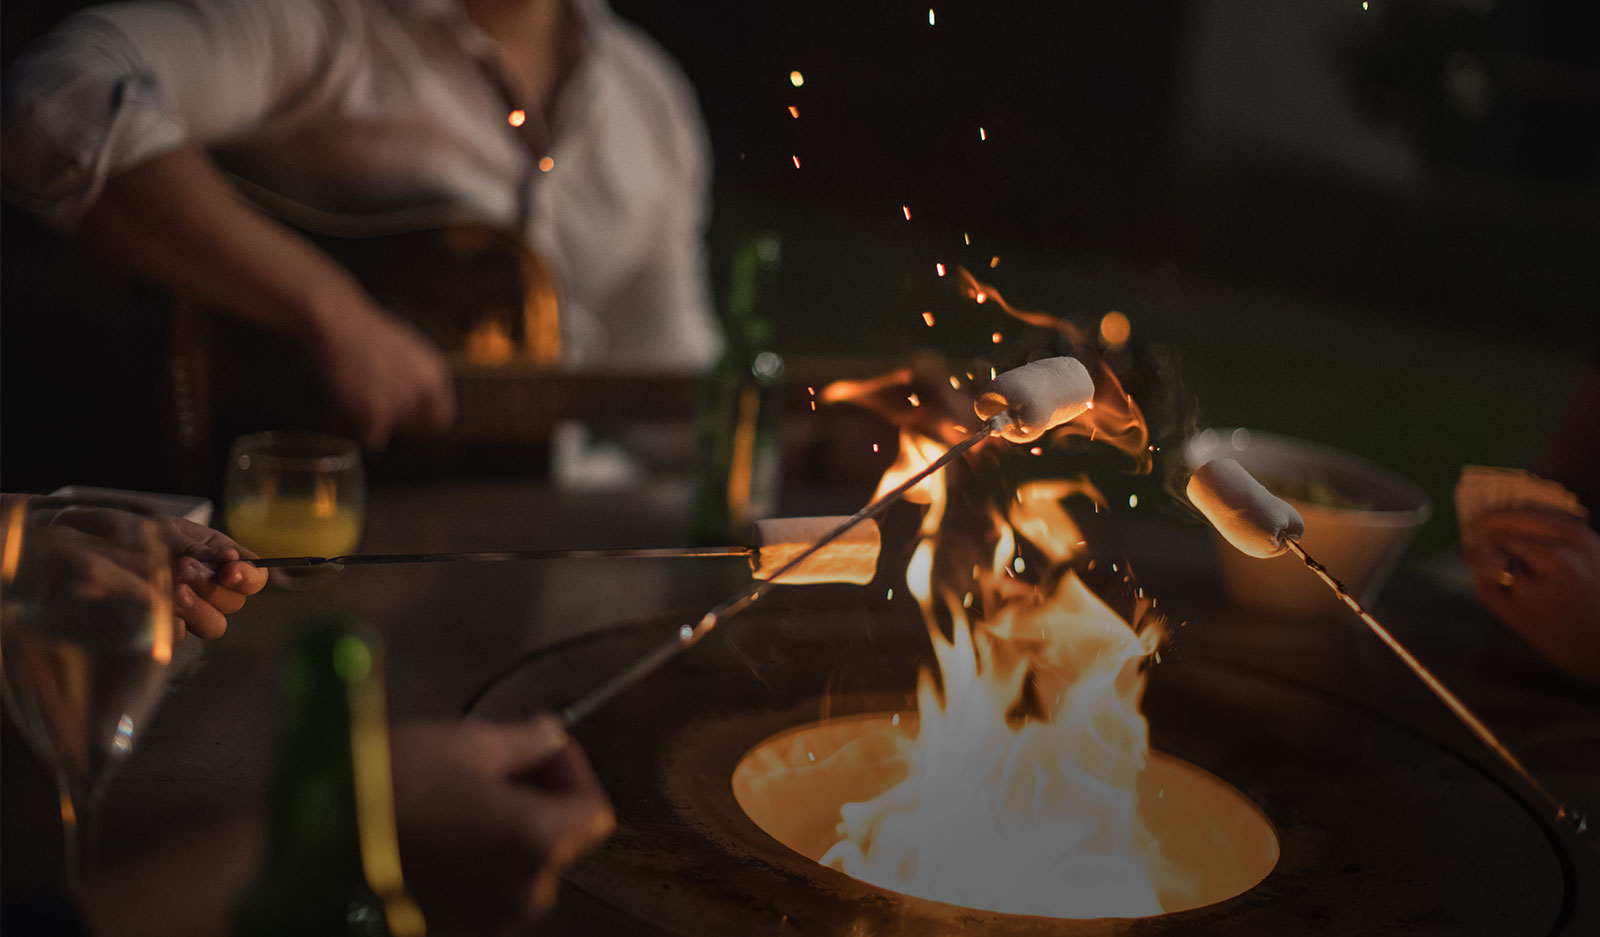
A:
[974,357,1096,443]
[751,517,881,585]
[1186,458,1305,559]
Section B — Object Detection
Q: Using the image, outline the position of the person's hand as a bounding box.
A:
[310,299,456,453]
[1465,507,1600,683]
[390,715,614,932]
[23,501,268,640]
[162,515,268,640]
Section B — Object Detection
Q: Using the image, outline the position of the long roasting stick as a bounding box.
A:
[1285,539,1586,835]
[247,546,751,569]
[558,413,1009,727]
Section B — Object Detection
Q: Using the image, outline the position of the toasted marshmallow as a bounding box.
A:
[1187,458,1304,558]
[974,357,1096,443]
[752,517,881,584]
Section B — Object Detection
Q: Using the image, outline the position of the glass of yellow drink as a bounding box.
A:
[223,433,365,562]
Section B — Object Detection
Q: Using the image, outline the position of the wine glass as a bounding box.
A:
[222,432,366,563]
[0,495,176,899]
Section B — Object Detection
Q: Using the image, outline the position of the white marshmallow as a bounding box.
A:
[752,517,881,585]
[1186,458,1305,559]
[974,357,1096,443]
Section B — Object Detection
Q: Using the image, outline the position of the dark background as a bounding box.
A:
[3,0,1597,556]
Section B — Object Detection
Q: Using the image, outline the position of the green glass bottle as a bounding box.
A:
[233,619,425,937]
[693,232,785,545]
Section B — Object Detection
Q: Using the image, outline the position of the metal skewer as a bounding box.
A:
[1286,539,1588,838]
[559,414,1008,728]
[246,546,751,569]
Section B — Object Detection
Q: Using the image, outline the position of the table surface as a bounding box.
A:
[3,476,1597,936]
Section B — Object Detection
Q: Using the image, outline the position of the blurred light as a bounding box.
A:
[903,205,912,220]
[975,291,988,304]
[508,109,526,127]
[922,311,936,327]
[963,232,970,245]
[948,376,960,389]
[935,263,946,276]
[538,156,555,172]
[928,9,936,26]
[990,331,1002,344]
[1099,311,1132,346]
[873,443,881,453]
[908,393,921,407]
[790,70,804,87]
[1029,446,1043,456]
[979,127,987,141]
[788,105,800,118]
[1129,494,1139,508]
[989,255,1000,268]
[792,155,801,168]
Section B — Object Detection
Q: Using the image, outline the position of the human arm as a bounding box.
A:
[2,1,454,450]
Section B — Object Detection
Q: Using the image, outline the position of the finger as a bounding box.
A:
[193,581,248,615]
[218,559,269,594]
[497,715,571,775]
[1470,508,1593,548]
[177,589,229,640]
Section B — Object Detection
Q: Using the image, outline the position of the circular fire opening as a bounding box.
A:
[732,712,1279,919]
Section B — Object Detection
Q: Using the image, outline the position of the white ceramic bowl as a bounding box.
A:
[1183,428,1432,618]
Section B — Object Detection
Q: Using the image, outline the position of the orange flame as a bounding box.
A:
[818,358,1174,917]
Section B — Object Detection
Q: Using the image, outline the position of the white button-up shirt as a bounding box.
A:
[2,0,722,369]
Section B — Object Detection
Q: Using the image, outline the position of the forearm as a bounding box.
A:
[74,145,366,351]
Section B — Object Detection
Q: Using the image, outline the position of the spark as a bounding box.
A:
[790,70,804,87]
[979,126,987,141]
[990,331,1002,344]
[507,109,527,127]
[537,156,555,172]
[935,263,946,277]
[887,588,894,600]
[1029,446,1043,456]
[809,401,817,411]
[788,105,800,118]
[928,8,936,26]
[948,376,960,389]
[975,291,988,304]
[963,232,970,245]
[807,386,815,395]
[989,367,996,379]
[872,443,880,453]
[922,311,936,327]
[907,393,921,407]
[1128,494,1139,508]
[1362,1,1368,8]
[989,256,1000,268]
[903,205,912,221]
[792,155,801,168]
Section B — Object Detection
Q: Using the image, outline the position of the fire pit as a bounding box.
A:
[467,598,1574,936]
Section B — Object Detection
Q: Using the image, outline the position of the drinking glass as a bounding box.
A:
[0,495,176,898]
[223,432,366,561]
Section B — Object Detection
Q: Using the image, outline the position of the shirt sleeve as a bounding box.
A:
[1,0,352,231]
[600,25,724,372]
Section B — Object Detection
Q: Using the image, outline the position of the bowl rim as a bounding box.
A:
[1182,427,1433,526]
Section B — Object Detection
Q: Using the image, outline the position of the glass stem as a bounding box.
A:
[57,776,100,901]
